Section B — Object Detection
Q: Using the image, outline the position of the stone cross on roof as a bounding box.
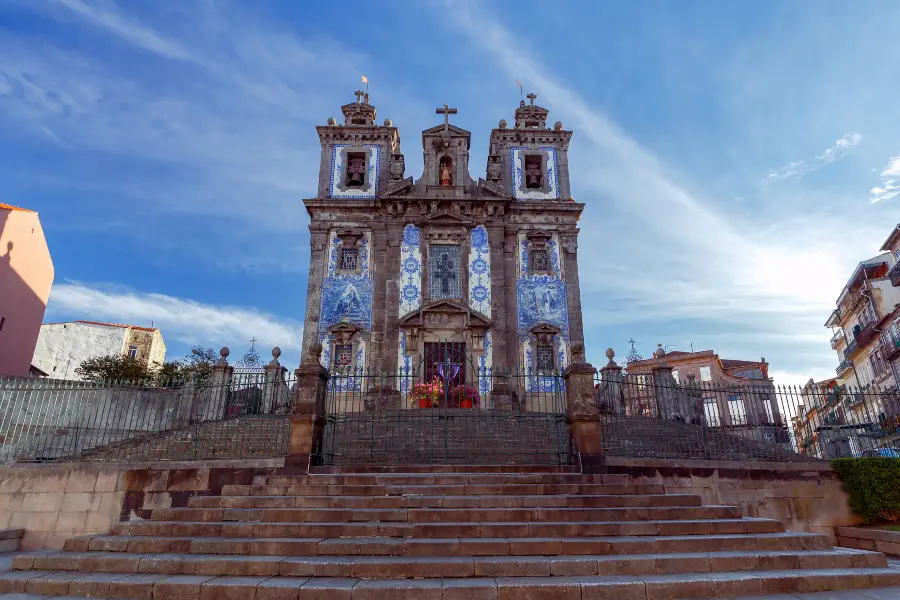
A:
[527,92,538,105]
[354,90,365,104]
[436,103,458,136]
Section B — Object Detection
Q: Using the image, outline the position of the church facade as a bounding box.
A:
[300,92,586,401]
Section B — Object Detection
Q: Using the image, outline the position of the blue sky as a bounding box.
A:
[1,0,898,383]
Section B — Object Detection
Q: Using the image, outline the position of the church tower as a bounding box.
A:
[302,92,585,401]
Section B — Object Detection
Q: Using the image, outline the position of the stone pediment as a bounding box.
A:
[399,299,492,330]
[477,179,510,199]
[421,211,473,226]
[380,177,414,197]
[422,124,471,138]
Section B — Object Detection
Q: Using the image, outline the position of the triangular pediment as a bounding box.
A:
[380,177,414,197]
[422,124,471,137]
[399,299,492,328]
[477,179,511,199]
[422,211,473,226]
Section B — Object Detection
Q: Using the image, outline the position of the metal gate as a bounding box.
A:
[317,343,572,466]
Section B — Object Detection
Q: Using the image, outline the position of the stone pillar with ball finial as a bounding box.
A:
[651,345,678,420]
[562,342,605,472]
[597,348,625,415]
[262,347,288,414]
[287,342,330,472]
[203,347,233,422]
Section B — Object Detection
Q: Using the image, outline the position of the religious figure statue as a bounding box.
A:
[439,156,452,186]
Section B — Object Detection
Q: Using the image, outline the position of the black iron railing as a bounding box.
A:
[0,371,291,463]
[595,372,900,461]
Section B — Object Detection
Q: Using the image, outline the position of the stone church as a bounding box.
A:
[300,92,586,399]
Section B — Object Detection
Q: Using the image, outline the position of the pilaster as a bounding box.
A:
[301,227,329,361]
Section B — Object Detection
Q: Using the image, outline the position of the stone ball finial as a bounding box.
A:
[606,348,615,360]
[327,116,336,126]
[220,347,230,358]
[554,121,563,131]
[499,119,507,129]
[654,344,665,359]
[384,118,392,127]
[272,346,281,359]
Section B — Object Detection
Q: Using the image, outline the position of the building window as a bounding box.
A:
[699,366,712,382]
[703,397,720,426]
[536,344,555,372]
[530,247,551,273]
[429,244,461,299]
[128,346,138,359]
[333,344,353,370]
[339,248,359,271]
[727,394,747,425]
[345,152,367,188]
[672,369,679,383]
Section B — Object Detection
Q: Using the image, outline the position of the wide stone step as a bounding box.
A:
[14,548,888,579]
[264,474,633,486]
[149,505,742,524]
[188,493,704,509]
[113,517,783,538]
[2,568,900,599]
[221,482,666,496]
[65,531,826,557]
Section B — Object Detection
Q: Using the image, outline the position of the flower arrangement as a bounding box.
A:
[449,384,480,409]
[411,377,443,408]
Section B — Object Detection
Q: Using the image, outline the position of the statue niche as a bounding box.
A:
[439,156,453,186]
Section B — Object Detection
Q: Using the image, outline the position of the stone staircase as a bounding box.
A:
[2,469,899,599]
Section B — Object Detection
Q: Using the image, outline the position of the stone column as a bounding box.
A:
[287,343,330,472]
[381,222,404,374]
[563,342,604,472]
[502,230,519,369]
[561,231,585,352]
[370,226,389,372]
[301,228,329,362]
[262,347,287,415]
[487,223,506,370]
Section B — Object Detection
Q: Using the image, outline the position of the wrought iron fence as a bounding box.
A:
[0,371,291,463]
[596,371,900,461]
[318,365,572,466]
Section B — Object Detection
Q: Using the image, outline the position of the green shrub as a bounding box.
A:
[832,457,900,524]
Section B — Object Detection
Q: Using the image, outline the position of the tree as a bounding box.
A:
[180,346,218,385]
[75,355,155,384]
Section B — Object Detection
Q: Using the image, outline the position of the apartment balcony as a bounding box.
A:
[843,339,858,360]
[836,358,853,376]
[890,260,900,287]
[853,320,877,347]
[830,330,845,350]
[883,336,900,361]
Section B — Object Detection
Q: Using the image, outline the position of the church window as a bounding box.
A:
[530,247,551,273]
[429,245,462,299]
[345,152,367,187]
[536,344,555,372]
[524,154,543,189]
[339,248,359,272]
[333,344,353,369]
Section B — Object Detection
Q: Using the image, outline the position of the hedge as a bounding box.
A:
[832,457,900,524]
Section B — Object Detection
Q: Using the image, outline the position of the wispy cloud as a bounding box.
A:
[870,156,900,204]
[765,133,862,183]
[48,282,302,363]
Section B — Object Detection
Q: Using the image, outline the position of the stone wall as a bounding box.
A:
[0,461,280,550]
[605,458,861,543]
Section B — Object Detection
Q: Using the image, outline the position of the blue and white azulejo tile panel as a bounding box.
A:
[329,144,381,199]
[468,225,491,316]
[510,147,560,201]
[399,224,422,317]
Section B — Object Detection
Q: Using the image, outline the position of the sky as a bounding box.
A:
[1,0,898,384]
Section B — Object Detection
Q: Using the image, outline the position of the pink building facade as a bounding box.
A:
[0,203,54,377]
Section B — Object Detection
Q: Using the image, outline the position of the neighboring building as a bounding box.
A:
[32,321,166,380]
[880,224,900,389]
[300,92,584,402]
[792,378,844,458]
[625,349,785,442]
[0,202,54,378]
[825,247,900,396]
